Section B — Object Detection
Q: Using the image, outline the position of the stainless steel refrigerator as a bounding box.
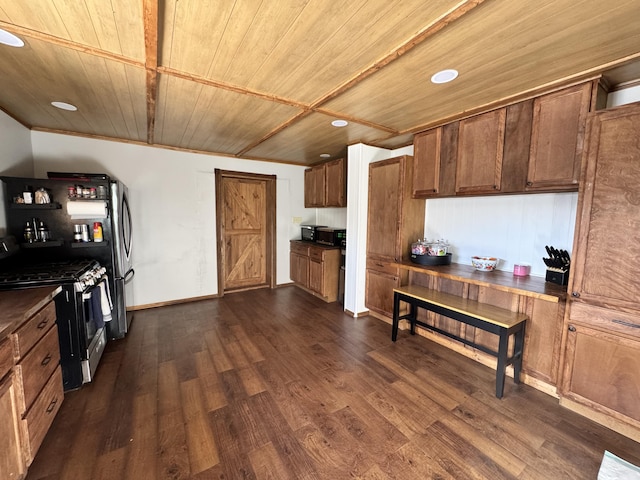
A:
[109,179,134,338]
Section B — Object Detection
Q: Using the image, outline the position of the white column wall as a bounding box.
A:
[30,131,308,307]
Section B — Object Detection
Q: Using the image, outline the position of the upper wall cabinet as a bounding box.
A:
[412,123,458,198]
[526,82,593,191]
[411,80,596,199]
[455,108,507,195]
[304,157,346,208]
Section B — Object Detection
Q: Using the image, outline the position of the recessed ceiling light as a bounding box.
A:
[51,101,78,111]
[331,120,348,127]
[0,29,24,47]
[431,69,459,84]
[320,153,331,158]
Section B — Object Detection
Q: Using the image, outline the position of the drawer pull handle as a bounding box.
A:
[568,325,576,332]
[37,319,49,329]
[41,354,52,366]
[46,398,58,414]
[612,319,640,329]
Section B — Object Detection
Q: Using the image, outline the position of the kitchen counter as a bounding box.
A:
[396,260,567,302]
[0,286,62,339]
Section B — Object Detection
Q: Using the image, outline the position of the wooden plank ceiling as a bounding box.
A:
[0,0,639,166]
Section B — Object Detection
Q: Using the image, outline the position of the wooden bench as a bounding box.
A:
[392,285,528,398]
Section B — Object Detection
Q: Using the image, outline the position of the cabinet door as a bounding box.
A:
[0,372,25,479]
[304,166,325,207]
[412,128,441,197]
[367,158,402,261]
[365,268,399,318]
[324,158,346,207]
[561,322,640,423]
[571,103,640,311]
[413,124,459,198]
[290,252,309,288]
[527,83,591,191]
[308,259,323,295]
[456,108,506,194]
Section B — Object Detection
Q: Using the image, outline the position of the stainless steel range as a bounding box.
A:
[0,236,109,390]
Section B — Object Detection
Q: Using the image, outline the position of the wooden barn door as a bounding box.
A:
[215,170,276,294]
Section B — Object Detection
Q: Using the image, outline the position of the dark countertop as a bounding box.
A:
[290,240,342,250]
[396,260,567,302]
[0,286,62,339]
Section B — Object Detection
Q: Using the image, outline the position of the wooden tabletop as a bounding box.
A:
[0,286,62,339]
[396,260,568,302]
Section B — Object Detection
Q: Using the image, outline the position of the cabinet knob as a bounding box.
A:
[568,325,576,332]
[526,181,533,187]
[493,185,498,190]
[571,291,580,297]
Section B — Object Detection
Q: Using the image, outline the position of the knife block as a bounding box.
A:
[545,268,569,286]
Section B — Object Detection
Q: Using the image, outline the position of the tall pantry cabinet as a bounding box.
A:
[560,101,640,439]
[365,155,425,317]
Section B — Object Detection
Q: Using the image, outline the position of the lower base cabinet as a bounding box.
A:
[365,260,408,318]
[290,241,342,302]
[0,369,25,479]
[561,303,640,432]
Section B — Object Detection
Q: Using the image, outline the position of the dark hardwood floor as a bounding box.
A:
[27,286,640,479]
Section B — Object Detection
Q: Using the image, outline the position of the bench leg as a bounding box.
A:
[392,292,400,341]
[496,331,509,399]
[409,302,417,335]
[513,324,525,384]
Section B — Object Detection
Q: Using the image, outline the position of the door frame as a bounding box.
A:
[215,169,277,296]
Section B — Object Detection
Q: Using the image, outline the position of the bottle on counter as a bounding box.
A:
[23,222,35,243]
[93,222,103,242]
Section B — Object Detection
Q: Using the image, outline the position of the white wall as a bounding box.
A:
[30,132,308,307]
[0,112,34,235]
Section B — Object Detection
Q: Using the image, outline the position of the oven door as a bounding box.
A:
[79,280,109,384]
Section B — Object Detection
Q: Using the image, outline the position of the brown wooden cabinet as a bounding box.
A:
[290,241,310,288]
[560,101,640,438]
[412,123,458,198]
[290,241,341,302]
[526,82,592,191]
[11,299,63,466]
[304,158,346,208]
[366,155,424,318]
[561,303,640,428]
[0,340,25,480]
[455,108,506,194]
[366,155,425,263]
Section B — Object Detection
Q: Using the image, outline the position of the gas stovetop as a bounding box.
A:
[0,259,98,287]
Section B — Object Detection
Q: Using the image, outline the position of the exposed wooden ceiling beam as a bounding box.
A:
[143,0,159,145]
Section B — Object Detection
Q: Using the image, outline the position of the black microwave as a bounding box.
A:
[316,228,346,247]
[300,225,325,242]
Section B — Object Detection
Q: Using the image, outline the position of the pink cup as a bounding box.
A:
[513,263,531,277]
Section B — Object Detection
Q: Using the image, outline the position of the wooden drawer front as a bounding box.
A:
[23,366,63,464]
[366,258,399,276]
[17,325,60,413]
[309,247,324,263]
[569,302,640,340]
[290,241,310,256]
[12,301,56,361]
[0,339,13,380]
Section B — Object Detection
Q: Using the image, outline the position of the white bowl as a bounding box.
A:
[471,256,498,272]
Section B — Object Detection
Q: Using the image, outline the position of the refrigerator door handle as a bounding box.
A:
[124,268,135,283]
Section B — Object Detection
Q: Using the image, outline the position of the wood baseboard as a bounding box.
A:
[127,293,221,311]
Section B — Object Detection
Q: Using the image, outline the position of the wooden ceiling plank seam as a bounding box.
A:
[158,66,311,111]
[305,0,488,110]
[313,107,398,134]
[236,110,313,157]
[0,21,144,68]
[143,0,158,144]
